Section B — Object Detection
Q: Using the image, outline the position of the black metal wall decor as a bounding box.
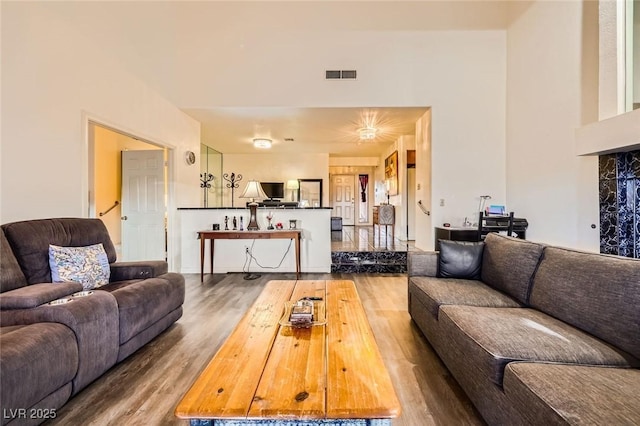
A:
[222,172,243,207]
[200,173,215,207]
[599,150,640,258]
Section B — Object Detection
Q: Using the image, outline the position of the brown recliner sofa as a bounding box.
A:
[0,218,185,425]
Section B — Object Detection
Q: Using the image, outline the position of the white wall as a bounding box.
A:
[414,110,433,250]
[1,2,201,225]
[635,0,640,105]
[174,28,508,240]
[506,1,599,250]
[2,2,509,254]
[377,136,415,241]
[221,153,329,208]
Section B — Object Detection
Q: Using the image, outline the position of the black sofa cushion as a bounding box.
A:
[438,240,484,279]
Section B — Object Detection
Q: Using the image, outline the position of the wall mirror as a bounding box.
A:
[297,179,323,207]
[200,144,223,207]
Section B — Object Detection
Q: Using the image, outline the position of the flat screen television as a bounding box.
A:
[260,182,284,200]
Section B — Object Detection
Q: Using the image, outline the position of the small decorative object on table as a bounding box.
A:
[224,216,229,230]
[275,222,283,230]
[289,219,297,229]
[280,298,326,329]
[266,211,274,230]
[232,216,237,230]
[239,217,244,231]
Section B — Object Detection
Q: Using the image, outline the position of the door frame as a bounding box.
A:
[82,112,177,270]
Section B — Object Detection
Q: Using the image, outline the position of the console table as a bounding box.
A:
[373,205,395,243]
[198,230,302,282]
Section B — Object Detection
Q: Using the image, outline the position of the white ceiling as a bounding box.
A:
[38,1,510,157]
[187,107,429,156]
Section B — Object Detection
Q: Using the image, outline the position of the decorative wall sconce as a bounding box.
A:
[222,172,243,207]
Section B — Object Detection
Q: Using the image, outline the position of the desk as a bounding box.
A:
[435,221,528,250]
[198,230,302,282]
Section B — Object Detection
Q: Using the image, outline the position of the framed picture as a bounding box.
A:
[384,151,398,196]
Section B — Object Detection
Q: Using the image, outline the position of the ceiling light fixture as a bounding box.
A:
[359,127,377,140]
[253,138,272,149]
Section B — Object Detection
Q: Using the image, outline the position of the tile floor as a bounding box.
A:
[330,225,419,273]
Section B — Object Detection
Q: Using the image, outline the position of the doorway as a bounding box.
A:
[89,122,169,261]
[331,175,356,226]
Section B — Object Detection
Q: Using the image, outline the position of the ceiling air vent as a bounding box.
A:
[325,70,341,79]
[341,70,357,79]
[325,70,357,80]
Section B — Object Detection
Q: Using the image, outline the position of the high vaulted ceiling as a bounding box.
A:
[35,1,510,157]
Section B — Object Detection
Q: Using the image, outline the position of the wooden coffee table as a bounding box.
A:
[175,280,401,425]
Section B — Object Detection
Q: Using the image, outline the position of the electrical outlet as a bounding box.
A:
[245,247,249,254]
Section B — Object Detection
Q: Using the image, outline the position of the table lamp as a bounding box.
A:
[287,179,299,202]
[240,180,267,230]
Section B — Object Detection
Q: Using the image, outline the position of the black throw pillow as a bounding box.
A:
[438,240,484,279]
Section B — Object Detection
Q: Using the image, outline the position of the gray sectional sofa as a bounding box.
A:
[408,232,640,425]
[0,218,185,425]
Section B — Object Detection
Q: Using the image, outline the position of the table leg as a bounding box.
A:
[200,236,205,283]
[294,235,300,279]
[210,239,214,277]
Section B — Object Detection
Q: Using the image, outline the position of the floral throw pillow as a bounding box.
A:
[48,243,110,290]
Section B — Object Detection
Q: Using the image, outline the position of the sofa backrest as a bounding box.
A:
[481,233,545,305]
[0,229,28,293]
[1,218,117,285]
[529,246,640,360]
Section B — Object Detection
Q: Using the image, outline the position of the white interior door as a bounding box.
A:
[331,175,355,226]
[121,150,166,261]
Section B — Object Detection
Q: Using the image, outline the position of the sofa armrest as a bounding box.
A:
[0,282,83,310]
[109,261,168,281]
[407,252,439,277]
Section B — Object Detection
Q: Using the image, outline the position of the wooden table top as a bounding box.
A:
[175,279,401,421]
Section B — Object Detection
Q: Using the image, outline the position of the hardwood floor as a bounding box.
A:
[47,273,484,426]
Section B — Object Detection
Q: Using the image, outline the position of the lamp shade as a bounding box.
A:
[240,180,268,200]
[286,179,300,190]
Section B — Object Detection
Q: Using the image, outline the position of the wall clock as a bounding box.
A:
[185,151,196,165]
